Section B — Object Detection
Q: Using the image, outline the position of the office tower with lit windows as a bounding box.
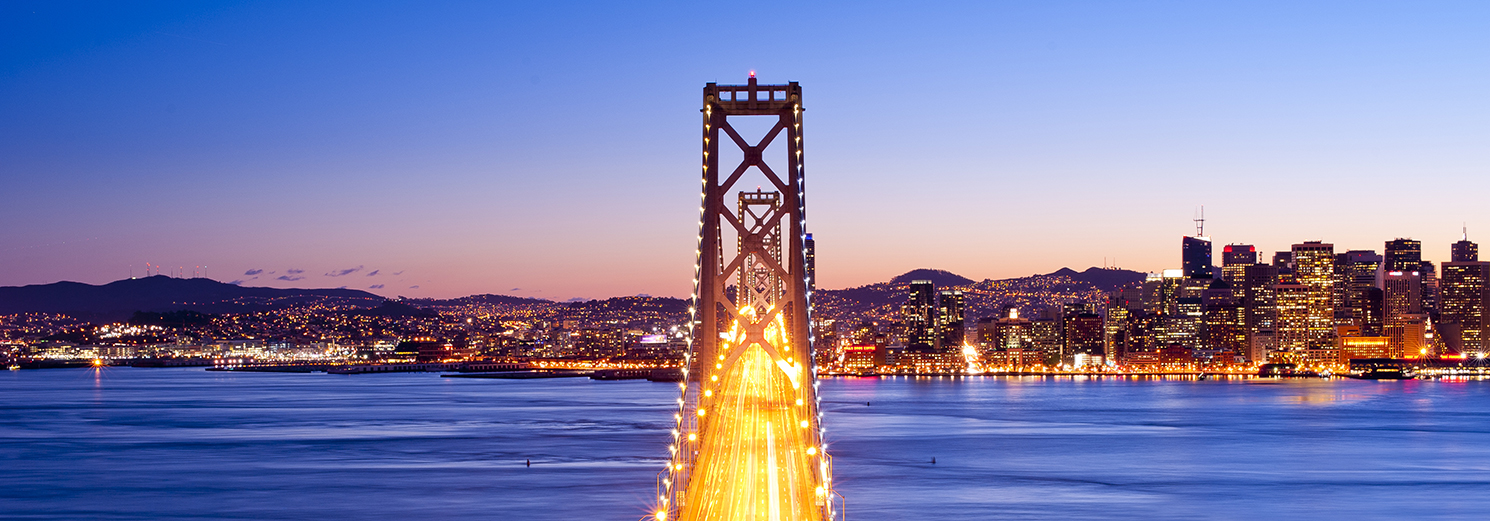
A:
[1183,236,1213,279]
[1030,315,1062,365]
[1240,263,1279,361]
[1272,252,1294,270]
[1357,287,1384,337]
[804,233,816,293]
[1440,237,1489,354]
[1203,281,1246,362]
[1331,253,1352,326]
[902,280,936,348]
[1453,234,1478,262]
[1292,242,1338,363]
[1104,285,1148,359]
[936,289,965,349]
[1420,261,1438,315]
[1167,297,1205,351]
[1383,270,1423,357]
[1221,244,1256,285]
[1385,238,1422,272]
[1064,313,1105,363]
[1273,283,1310,361]
[1336,250,1382,334]
[1273,252,1296,283]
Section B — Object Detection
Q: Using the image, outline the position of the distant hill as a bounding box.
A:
[0,276,383,321]
[408,294,553,307]
[888,269,975,288]
[1043,267,1146,291]
[815,266,1147,324]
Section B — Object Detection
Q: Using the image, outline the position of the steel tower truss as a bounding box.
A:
[654,77,837,521]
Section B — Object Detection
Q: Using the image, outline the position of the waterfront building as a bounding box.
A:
[840,344,883,370]
[897,347,964,373]
[1338,327,1392,360]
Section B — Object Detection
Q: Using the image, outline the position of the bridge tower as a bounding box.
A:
[654,76,837,521]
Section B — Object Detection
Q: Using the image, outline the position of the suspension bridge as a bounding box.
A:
[652,76,839,521]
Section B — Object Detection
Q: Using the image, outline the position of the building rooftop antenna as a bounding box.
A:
[1193,206,1206,238]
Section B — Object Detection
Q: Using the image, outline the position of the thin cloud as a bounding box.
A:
[228,280,245,285]
[366,270,380,277]
[392,271,404,276]
[325,265,364,277]
[409,285,419,289]
[277,275,305,282]
[511,287,521,291]
[244,268,263,276]
[369,284,385,289]
[286,269,305,275]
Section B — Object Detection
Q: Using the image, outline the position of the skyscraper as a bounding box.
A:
[1273,252,1296,284]
[1385,238,1422,273]
[804,233,816,293]
[1203,281,1246,362]
[936,289,965,349]
[1183,236,1213,279]
[1453,233,1478,262]
[1291,242,1337,363]
[1383,270,1423,357]
[1440,237,1489,354]
[1273,283,1310,362]
[1356,287,1384,338]
[1337,250,1383,335]
[902,280,936,348]
[1063,313,1105,363]
[1240,263,1279,361]
[1420,261,1438,316]
[1221,244,1256,285]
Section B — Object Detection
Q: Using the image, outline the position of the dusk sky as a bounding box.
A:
[3,1,1488,300]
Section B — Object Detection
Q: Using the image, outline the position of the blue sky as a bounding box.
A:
[2,1,1488,299]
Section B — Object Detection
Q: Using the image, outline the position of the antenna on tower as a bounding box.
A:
[1194,206,1206,238]
[1464,223,1468,241]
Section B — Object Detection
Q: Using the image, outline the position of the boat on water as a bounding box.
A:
[1347,366,1417,380]
[1346,358,1418,380]
[1257,363,1323,378]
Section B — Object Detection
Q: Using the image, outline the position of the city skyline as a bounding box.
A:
[4,2,1490,300]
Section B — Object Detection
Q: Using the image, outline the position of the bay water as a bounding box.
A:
[3,368,1488,520]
